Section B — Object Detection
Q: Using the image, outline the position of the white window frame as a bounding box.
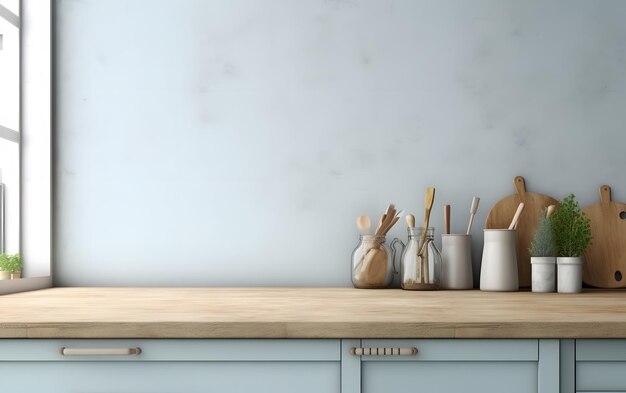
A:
[0,0,51,295]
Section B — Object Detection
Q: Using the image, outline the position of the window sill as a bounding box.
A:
[0,276,52,295]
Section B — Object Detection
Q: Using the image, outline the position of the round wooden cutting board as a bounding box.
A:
[582,185,626,288]
[485,176,559,288]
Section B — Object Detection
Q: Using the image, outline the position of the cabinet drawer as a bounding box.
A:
[360,340,538,393]
[577,339,626,392]
[0,339,340,361]
[0,361,340,393]
[0,339,341,393]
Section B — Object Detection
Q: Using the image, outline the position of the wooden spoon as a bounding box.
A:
[406,214,415,228]
[356,215,371,235]
[444,204,451,235]
[508,202,525,230]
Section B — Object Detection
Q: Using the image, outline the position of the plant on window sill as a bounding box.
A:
[0,253,22,280]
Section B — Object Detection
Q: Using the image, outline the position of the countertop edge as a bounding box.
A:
[0,321,621,339]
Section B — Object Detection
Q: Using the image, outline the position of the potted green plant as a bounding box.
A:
[550,195,592,293]
[7,254,22,279]
[529,208,557,293]
[0,254,11,280]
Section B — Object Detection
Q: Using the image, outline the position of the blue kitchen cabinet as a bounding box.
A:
[576,339,626,392]
[0,339,341,393]
[0,338,572,392]
[355,339,560,393]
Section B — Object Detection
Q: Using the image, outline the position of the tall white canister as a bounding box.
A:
[480,229,519,292]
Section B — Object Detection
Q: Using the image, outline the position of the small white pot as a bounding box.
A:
[0,271,10,280]
[557,257,583,293]
[531,257,556,293]
[10,271,21,280]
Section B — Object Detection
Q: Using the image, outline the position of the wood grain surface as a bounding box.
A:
[1,287,626,338]
[486,176,559,287]
[583,185,626,288]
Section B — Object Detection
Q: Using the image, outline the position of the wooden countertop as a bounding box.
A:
[0,287,625,338]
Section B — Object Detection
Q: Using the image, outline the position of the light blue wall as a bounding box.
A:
[54,0,626,286]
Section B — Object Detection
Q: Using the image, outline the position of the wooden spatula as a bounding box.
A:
[420,187,436,244]
[419,188,435,283]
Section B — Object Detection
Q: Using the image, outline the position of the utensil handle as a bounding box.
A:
[60,347,142,356]
[508,202,525,230]
[444,205,451,235]
[466,196,480,235]
[350,347,417,356]
[466,215,474,235]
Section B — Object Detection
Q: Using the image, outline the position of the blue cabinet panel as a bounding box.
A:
[363,361,537,393]
[576,340,626,392]
[0,361,340,393]
[359,339,540,393]
[0,339,341,393]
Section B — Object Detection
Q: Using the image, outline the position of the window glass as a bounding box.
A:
[0,0,18,16]
[0,0,20,262]
[0,16,20,131]
[0,138,19,254]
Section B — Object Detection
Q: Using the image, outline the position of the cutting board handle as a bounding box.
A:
[600,185,612,203]
[514,176,526,196]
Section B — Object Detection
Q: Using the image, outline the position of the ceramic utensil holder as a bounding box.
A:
[480,229,519,292]
[557,257,583,293]
[531,257,556,292]
[441,234,473,289]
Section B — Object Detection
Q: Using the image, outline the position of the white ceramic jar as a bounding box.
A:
[480,229,519,292]
[531,257,556,292]
[441,234,473,289]
[557,257,583,293]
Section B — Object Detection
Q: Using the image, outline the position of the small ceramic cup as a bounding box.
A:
[480,229,519,292]
[557,257,583,293]
[531,257,556,293]
[441,234,473,290]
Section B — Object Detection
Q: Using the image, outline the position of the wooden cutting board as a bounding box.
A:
[582,185,626,288]
[485,176,559,287]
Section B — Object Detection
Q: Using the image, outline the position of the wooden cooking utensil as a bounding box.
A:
[375,204,395,236]
[508,202,525,230]
[406,214,415,228]
[444,205,451,235]
[485,176,558,287]
[546,205,556,219]
[582,185,626,288]
[356,215,371,235]
[419,187,436,283]
[466,197,480,235]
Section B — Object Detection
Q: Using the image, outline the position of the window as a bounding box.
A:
[0,1,20,259]
[0,0,51,294]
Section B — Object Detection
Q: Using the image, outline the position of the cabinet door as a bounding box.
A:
[576,339,626,392]
[0,339,341,393]
[360,339,539,393]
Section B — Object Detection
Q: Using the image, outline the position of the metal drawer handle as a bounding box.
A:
[60,347,142,356]
[350,347,417,356]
